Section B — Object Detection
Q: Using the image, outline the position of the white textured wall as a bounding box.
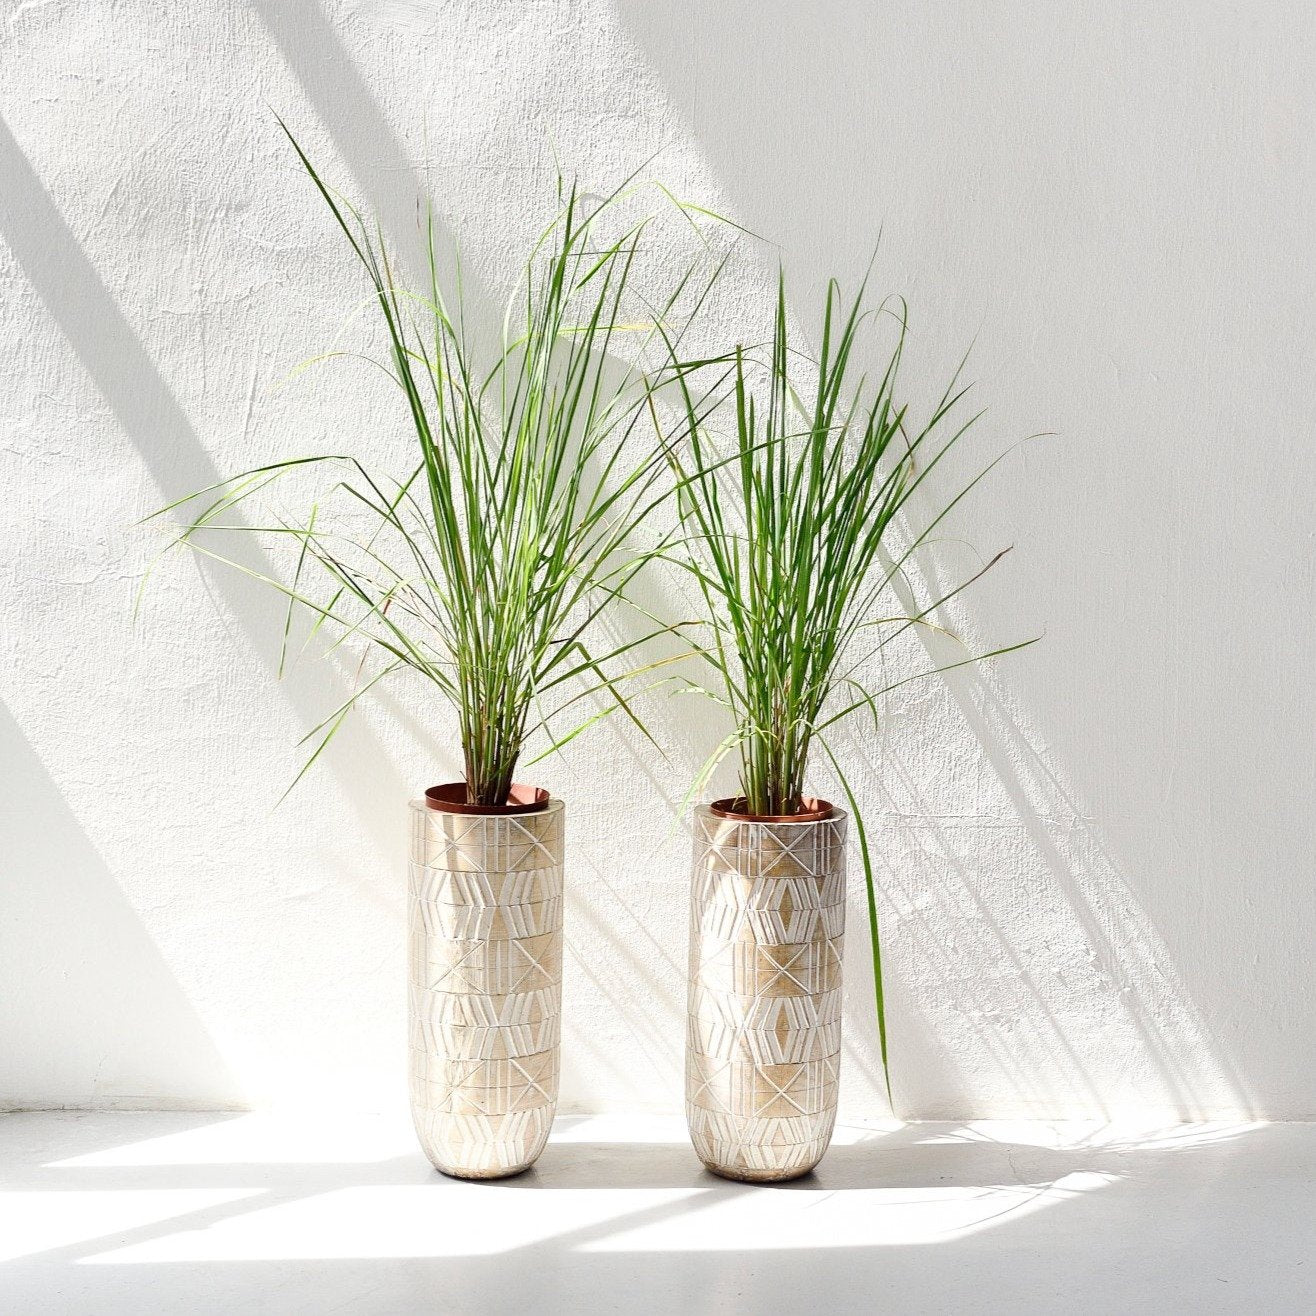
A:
[2,0,1313,1121]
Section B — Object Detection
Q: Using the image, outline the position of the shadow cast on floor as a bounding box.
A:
[3,1110,1302,1315]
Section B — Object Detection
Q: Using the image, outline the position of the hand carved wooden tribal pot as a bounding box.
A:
[408,786,564,1179]
[686,800,847,1182]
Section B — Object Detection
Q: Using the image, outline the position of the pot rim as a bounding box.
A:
[424,781,551,815]
[708,795,836,823]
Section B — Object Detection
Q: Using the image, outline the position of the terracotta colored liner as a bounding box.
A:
[709,795,835,824]
[424,781,551,815]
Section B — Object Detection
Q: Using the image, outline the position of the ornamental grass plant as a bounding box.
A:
[147,127,714,805]
[658,274,1032,1088]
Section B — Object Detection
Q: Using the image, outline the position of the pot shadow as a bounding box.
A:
[2,1110,1282,1316]
[468,1128,1203,1195]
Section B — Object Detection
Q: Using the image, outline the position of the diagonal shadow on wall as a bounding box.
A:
[250,0,499,329]
[0,701,242,1108]
[0,112,413,872]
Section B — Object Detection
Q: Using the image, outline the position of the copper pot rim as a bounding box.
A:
[424,782,551,815]
[708,795,836,823]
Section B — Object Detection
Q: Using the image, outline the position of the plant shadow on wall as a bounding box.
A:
[856,532,1257,1119]
[611,0,1255,1118]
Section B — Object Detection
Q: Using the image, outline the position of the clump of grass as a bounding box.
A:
[146,126,710,805]
[658,273,1033,1092]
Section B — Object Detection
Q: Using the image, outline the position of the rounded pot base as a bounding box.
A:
[430,1158,539,1182]
[699,1158,821,1184]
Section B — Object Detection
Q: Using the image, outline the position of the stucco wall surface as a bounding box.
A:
[2,0,1313,1121]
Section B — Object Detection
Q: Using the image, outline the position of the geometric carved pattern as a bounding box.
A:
[409,799,564,1179]
[686,804,847,1182]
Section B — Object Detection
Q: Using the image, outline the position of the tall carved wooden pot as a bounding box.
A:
[686,800,847,1182]
[408,785,564,1179]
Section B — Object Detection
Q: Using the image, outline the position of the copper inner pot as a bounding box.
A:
[709,795,835,823]
[424,782,551,815]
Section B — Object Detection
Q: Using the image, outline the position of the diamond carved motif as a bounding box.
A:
[686,804,847,1182]
[408,798,564,1179]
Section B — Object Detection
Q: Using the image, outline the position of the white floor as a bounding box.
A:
[1,1111,1313,1315]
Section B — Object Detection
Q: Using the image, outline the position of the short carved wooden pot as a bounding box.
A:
[408,797,564,1179]
[686,803,847,1182]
